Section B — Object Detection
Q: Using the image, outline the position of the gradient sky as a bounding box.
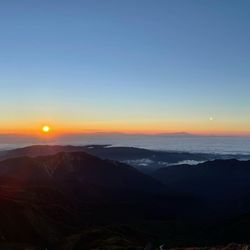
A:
[1,0,250,135]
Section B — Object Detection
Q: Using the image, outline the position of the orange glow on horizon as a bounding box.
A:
[1,120,250,137]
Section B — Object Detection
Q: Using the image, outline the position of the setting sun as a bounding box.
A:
[42,125,51,133]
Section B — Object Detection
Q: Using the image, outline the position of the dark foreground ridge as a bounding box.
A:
[0,147,250,249]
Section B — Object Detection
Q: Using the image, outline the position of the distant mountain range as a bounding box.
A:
[1,144,248,174]
[2,133,250,156]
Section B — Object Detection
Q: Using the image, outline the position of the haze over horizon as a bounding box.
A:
[1,0,250,135]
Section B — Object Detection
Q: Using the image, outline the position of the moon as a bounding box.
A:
[42,125,51,133]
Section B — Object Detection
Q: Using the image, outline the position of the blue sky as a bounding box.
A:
[0,0,250,134]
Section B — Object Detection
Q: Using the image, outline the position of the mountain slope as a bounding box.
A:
[0,151,164,192]
[0,152,164,248]
[0,150,204,249]
[0,151,249,248]
[153,159,250,216]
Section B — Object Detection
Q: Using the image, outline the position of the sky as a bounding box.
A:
[0,0,250,135]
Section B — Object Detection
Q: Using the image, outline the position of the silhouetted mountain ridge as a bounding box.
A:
[0,151,164,193]
[153,159,250,217]
[0,144,236,173]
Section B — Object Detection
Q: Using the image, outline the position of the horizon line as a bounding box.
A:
[1,131,250,137]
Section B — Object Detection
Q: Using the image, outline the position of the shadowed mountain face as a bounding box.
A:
[0,149,213,249]
[153,159,250,217]
[0,150,205,249]
[0,152,155,249]
[0,151,164,193]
